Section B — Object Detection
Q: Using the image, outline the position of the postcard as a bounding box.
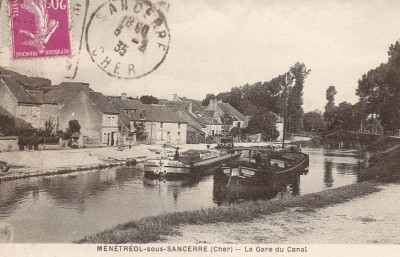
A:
[1,0,400,256]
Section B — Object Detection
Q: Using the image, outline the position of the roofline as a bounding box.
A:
[129,119,188,124]
[1,77,20,104]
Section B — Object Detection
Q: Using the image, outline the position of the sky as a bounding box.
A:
[1,0,400,112]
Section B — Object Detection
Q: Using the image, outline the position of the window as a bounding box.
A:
[140,110,146,119]
[178,123,181,129]
[160,122,163,128]
[118,126,122,132]
[108,116,111,126]
[32,107,40,117]
[178,132,181,140]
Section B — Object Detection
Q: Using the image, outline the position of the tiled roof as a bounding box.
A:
[217,103,246,121]
[1,76,42,104]
[0,105,33,130]
[204,115,222,125]
[131,105,187,124]
[110,98,145,110]
[43,82,89,106]
[187,124,206,134]
[191,101,204,113]
[164,101,191,110]
[89,92,119,114]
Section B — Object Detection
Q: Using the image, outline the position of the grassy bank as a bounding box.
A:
[78,182,381,244]
[359,137,400,182]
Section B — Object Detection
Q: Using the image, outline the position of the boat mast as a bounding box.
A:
[282,72,288,149]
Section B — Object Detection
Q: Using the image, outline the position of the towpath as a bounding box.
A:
[164,183,400,244]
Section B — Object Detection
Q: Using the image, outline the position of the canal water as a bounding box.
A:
[0,143,364,243]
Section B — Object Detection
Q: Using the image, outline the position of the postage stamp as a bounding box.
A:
[10,0,72,59]
[85,0,170,79]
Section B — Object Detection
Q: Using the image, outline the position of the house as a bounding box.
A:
[44,83,119,146]
[164,95,222,139]
[109,94,147,145]
[165,103,206,143]
[0,75,58,129]
[88,91,120,146]
[112,95,187,144]
[203,98,247,133]
[130,104,187,145]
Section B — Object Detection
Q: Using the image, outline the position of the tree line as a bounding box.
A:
[323,40,400,134]
[201,62,311,139]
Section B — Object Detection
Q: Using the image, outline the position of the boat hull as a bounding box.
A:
[216,152,309,190]
[144,152,241,177]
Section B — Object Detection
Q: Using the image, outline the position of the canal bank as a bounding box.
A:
[0,146,153,182]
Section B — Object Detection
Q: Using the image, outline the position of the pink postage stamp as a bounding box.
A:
[9,0,71,59]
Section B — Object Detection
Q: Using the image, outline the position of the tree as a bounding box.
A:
[0,115,16,136]
[133,122,146,141]
[140,95,159,104]
[355,40,400,132]
[324,85,337,129]
[287,62,310,133]
[245,109,279,140]
[38,119,56,138]
[68,120,81,133]
[63,120,81,139]
[201,93,216,106]
[328,102,366,132]
[303,111,327,132]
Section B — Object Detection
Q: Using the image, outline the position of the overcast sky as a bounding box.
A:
[1,0,400,111]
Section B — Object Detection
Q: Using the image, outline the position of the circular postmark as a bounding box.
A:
[85,0,170,79]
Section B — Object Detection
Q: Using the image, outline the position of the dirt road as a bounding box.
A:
[164,184,400,244]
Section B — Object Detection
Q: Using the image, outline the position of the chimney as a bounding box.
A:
[82,83,90,95]
[121,92,127,100]
[173,94,178,101]
[212,98,218,110]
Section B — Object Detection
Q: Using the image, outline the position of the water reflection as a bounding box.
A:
[0,143,366,242]
[324,161,334,187]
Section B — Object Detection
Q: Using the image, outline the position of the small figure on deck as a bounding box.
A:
[174,147,180,160]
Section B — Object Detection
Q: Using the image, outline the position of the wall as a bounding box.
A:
[0,136,19,152]
[59,90,103,144]
[142,121,187,145]
[40,103,59,129]
[17,104,41,128]
[101,114,119,146]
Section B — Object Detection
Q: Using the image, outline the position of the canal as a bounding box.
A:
[0,143,364,243]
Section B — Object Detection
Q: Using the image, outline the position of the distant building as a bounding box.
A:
[203,98,247,132]
[0,76,58,129]
[44,83,119,146]
[111,95,188,144]
[164,95,222,139]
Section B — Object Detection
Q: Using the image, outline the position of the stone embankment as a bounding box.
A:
[0,146,153,182]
